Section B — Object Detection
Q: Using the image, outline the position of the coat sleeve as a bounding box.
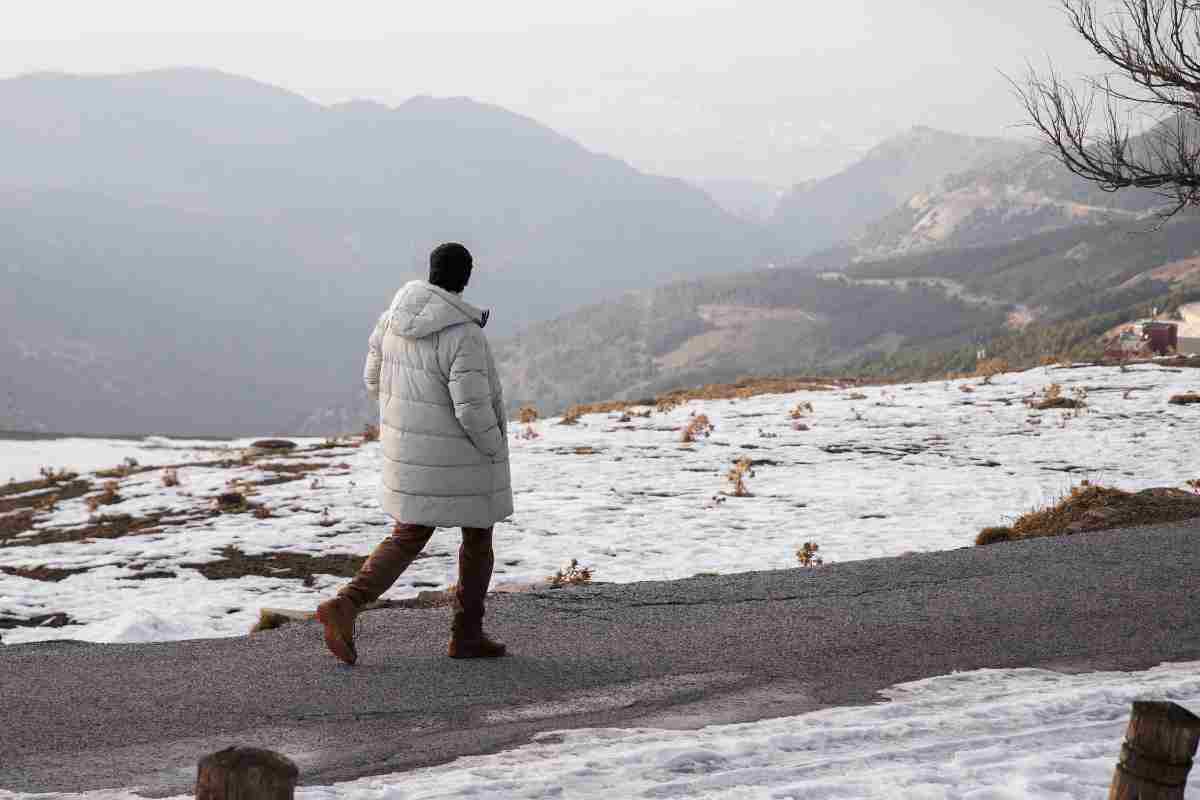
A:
[448,327,505,458]
[363,312,388,403]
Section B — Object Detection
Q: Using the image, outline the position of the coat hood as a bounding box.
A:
[386,280,490,339]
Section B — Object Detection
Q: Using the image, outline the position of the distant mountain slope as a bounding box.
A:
[492,269,1006,415]
[492,216,1200,416]
[855,148,1165,260]
[695,178,785,223]
[770,127,1031,256]
[0,69,763,435]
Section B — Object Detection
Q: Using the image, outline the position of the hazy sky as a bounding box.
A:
[1,1,1109,185]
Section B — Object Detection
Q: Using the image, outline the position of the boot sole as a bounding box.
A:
[447,645,507,659]
[316,605,358,665]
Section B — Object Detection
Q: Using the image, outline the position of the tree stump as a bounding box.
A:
[196,747,298,800]
[1109,701,1200,800]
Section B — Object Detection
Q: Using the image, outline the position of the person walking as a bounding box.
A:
[317,242,513,664]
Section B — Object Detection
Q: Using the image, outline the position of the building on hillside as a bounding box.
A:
[1143,321,1179,356]
[1102,320,1193,358]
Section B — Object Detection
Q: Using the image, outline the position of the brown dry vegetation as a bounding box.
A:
[5,508,216,549]
[183,545,417,583]
[0,611,73,630]
[974,358,1010,383]
[1170,393,1200,405]
[95,458,148,479]
[549,558,593,587]
[681,413,714,443]
[726,457,755,497]
[795,541,824,567]
[0,478,92,515]
[0,510,37,541]
[975,482,1200,545]
[84,480,123,513]
[0,564,90,582]
[789,401,814,419]
[555,375,874,423]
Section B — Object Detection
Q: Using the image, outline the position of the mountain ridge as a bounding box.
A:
[769,126,1032,256]
[0,68,762,435]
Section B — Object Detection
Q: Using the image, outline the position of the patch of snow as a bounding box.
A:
[5,660,1200,799]
[1,438,219,485]
[1,364,1198,645]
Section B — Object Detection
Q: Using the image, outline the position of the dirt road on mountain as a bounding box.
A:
[3,519,1200,794]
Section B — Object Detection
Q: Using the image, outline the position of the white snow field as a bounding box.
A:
[3,661,1199,799]
[1,362,1198,645]
[0,436,324,486]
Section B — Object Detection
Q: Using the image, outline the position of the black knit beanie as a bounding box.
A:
[429,242,473,294]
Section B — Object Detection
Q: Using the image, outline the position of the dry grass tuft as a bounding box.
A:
[975,358,1010,384]
[549,559,593,587]
[214,491,249,513]
[362,423,380,442]
[518,405,540,424]
[726,457,755,497]
[681,413,715,443]
[96,458,140,479]
[657,396,685,413]
[975,481,1200,545]
[796,541,824,567]
[789,401,814,419]
[250,609,313,633]
[38,467,79,484]
[84,480,122,513]
[1027,383,1087,411]
[975,526,1014,546]
[559,406,583,425]
[1170,393,1200,405]
[161,468,180,488]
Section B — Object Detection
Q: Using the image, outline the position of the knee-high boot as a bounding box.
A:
[448,526,506,658]
[317,522,434,665]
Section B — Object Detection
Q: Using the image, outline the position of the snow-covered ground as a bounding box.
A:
[1,362,1198,645]
[4,661,1199,799]
[0,436,272,485]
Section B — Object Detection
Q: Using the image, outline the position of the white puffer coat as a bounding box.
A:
[364,281,513,528]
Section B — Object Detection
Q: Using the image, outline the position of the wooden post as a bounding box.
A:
[1109,701,1200,800]
[196,747,298,800]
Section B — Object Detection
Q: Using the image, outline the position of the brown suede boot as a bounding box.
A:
[448,613,507,658]
[315,596,359,665]
[447,527,506,658]
[319,522,435,665]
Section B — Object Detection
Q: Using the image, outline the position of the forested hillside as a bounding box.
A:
[494,216,1200,415]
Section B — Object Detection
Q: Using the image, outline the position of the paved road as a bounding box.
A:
[4,520,1200,794]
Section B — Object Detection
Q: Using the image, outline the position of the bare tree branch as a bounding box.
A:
[1016,0,1200,219]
